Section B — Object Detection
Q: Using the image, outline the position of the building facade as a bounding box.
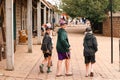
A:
[0,0,60,70]
[103,12,120,37]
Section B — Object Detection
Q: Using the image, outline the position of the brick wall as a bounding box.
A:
[103,16,120,38]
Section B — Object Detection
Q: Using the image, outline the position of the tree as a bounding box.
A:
[60,0,120,32]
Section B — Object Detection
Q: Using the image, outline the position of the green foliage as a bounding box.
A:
[112,0,120,12]
[61,0,120,23]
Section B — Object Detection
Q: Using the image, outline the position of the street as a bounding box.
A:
[0,25,120,80]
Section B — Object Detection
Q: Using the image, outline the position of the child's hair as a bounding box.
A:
[85,27,92,32]
[45,27,51,31]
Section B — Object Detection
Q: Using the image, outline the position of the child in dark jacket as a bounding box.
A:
[83,27,98,77]
[40,27,53,73]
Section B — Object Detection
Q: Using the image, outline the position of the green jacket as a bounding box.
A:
[56,28,70,53]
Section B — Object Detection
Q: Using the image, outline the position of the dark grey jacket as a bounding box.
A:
[83,33,98,56]
[41,33,52,52]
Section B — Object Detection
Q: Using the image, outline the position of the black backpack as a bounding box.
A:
[41,36,48,51]
[41,35,51,53]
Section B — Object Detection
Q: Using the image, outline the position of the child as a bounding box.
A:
[56,21,72,77]
[83,27,98,77]
[40,27,53,73]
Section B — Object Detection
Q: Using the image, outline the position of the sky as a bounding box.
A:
[46,0,56,5]
[46,0,61,6]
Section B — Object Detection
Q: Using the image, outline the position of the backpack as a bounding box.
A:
[41,35,50,53]
[41,43,47,51]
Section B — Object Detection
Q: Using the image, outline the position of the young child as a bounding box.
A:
[40,27,53,73]
[56,21,72,77]
[83,27,98,77]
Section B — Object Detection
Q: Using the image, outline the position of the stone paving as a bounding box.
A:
[0,25,120,80]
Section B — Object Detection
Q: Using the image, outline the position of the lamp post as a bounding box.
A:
[110,0,113,64]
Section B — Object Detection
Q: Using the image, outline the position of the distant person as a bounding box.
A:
[40,27,53,73]
[83,27,98,77]
[82,17,86,24]
[56,21,72,77]
[52,16,55,30]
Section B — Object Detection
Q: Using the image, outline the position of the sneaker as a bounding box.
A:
[65,72,73,76]
[85,74,89,77]
[47,69,52,73]
[65,73,73,76]
[56,74,63,77]
[39,65,44,73]
[90,72,94,77]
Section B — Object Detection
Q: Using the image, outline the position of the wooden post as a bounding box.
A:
[37,1,41,45]
[50,10,53,24]
[119,40,120,72]
[56,13,59,24]
[0,44,2,61]
[6,0,14,70]
[48,9,50,23]
[44,6,46,24]
[27,0,32,53]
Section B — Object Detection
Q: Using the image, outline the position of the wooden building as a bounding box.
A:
[0,0,60,70]
[103,12,120,37]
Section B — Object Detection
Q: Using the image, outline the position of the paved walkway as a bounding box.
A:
[0,25,120,80]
